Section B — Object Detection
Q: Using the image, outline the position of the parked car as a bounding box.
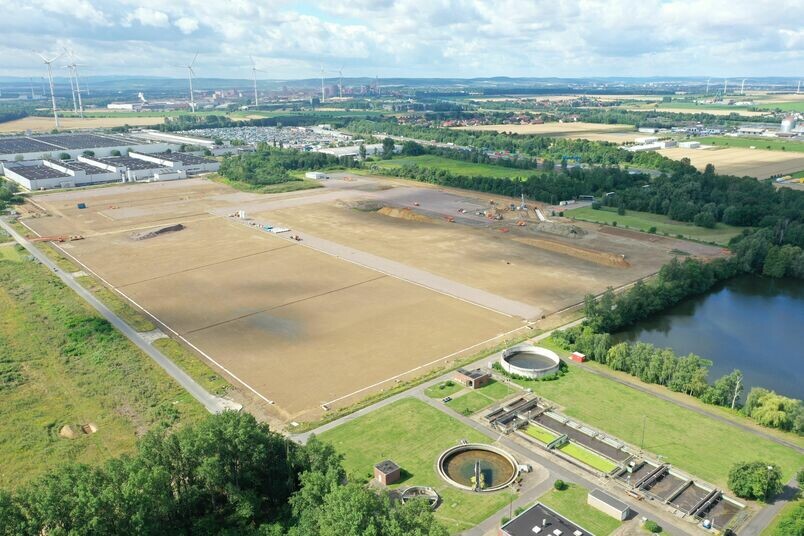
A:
[442,396,452,403]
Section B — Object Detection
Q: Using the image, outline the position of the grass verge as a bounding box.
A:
[152,338,230,397]
[0,243,24,262]
[424,380,463,399]
[318,398,515,534]
[446,379,517,415]
[538,484,622,536]
[75,276,155,332]
[0,258,206,489]
[567,206,743,245]
[761,499,803,536]
[372,155,538,179]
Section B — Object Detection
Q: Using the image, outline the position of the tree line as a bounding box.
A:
[0,412,448,535]
[218,144,349,186]
[551,257,803,434]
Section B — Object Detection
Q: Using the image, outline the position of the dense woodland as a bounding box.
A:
[0,412,447,536]
[218,145,347,186]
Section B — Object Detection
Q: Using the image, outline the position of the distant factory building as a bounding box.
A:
[127,151,220,174]
[0,158,116,190]
[0,132,175,162]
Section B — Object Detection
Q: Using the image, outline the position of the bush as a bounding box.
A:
[728,461,783,501]
[643,519,662,533]
[59,152,71,160]
[553,479,567,490]
[648,226,657,234]
[110,149,121,157]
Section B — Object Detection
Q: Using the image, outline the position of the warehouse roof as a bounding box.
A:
[146,152,217,165]
[8,165,70,181]
[0,133,137,155]
[590,489,629,512]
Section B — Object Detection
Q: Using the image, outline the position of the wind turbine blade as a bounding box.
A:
[190,52,198,68]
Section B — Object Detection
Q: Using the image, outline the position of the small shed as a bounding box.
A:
[454,367,491,389]
[570,352,586,363]
[374,460,401,485]
[587,489,630,520]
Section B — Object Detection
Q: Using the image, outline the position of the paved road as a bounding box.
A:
[739,477,801,536]
[0,217,238,415]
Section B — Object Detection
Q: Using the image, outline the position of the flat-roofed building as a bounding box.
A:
[500,503,594,536]
[588,489,630,520]
[373,460,401,486]
[0,133,176,161]
[455,367,492,389]
[128,151,219,174]
[1,158,118,190]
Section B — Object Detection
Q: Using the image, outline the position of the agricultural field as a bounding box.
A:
[0,115,166,133]
[567,206,744,245]
[0,255,206,488]
[453,121,641,142]
[317,397,516,534]
[506,344,803,488]
[538,484,622,535]
[698,137,804,153]
[658,146,804,179]
[372,154,537,178]
[624,102,770,117]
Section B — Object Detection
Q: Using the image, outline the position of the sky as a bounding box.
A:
[1,0,802,80]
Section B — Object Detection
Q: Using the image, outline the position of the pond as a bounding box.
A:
[615,275,804,399]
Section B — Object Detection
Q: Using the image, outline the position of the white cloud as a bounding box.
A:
[0,0,801,78]
[174,17,199,34]
[123,7,169,28]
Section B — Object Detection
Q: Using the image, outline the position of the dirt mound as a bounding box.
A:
[59,422,99,439]
[513,237,630,268]
[376,206,436,223]
[59,425,79,439]
[536,221,587,238]
[131,223,185,241]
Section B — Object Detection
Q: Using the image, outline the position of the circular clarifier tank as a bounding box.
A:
[437,444,518,492]
[500,343,560,378]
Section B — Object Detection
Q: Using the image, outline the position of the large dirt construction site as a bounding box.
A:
[22,176,723,423]
[452,121,641,142]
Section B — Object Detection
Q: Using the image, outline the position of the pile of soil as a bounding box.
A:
[131,223,185,241]
[376,206,436,223]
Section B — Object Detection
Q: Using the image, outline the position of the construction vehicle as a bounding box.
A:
[29,235,84,243]
[516,220,526,227]
[444,216,455,223]
[413,202,420,206]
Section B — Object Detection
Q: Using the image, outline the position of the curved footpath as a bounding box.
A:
[0,217,239,415]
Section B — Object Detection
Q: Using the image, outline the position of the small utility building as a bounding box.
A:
[587,489,630,520]
[455,368,491,389]
[373,460,400,486]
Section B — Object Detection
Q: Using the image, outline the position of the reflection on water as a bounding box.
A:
[615,276,804,399]
[505,352,555,369]
[442,449,515,488]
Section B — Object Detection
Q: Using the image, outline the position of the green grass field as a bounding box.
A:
[317,398,515,534]
[538,484,622,536]
[761,499,803,536]
[374,155,536,179]
[567,206,743,245]
[506,342,802,488]
[446,379,516,415]
[523,424,558,444]
[754,101,804,113]
[558,442,618,473]
[792,171,804,179]
[75,276,155,332]
[699,136,804,153]
[0,243,24,262]
[0,258,206,489]
[424,380,464,399]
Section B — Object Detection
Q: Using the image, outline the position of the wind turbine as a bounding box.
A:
[64,49,85,117]
[63,65,78,113]
[337,66,344,98]
[36,51,63,128]
[797,80,801,95]
[723,78,728,96]
[249,56,264,107]
[705,78,710,96]
[740,79,746,96]
[184,53,199,112]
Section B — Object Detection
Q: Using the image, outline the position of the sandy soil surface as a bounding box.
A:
[453,122,635,136]
[0,116,166,133]
[658,147,804,179]
[23,179,519,421]
[625,106,770,117]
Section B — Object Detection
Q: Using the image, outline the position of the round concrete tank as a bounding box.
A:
[500,343,560,378]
